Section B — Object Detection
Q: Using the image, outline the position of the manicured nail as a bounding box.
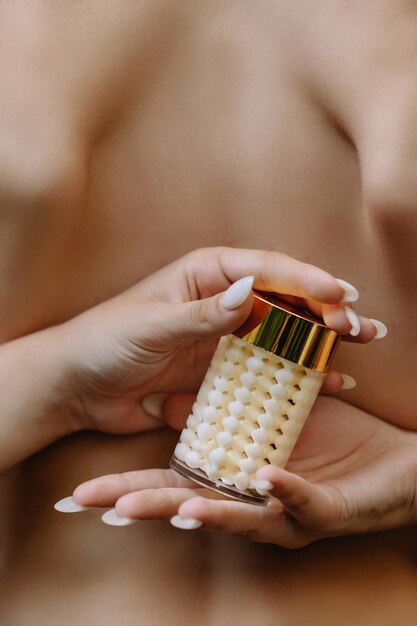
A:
[340,374,356,390]
[101,508,138,527]
[369,319,388,339]
[54,496,88,513]
[170,515,203,530]
[222,276,254,310]
[336,279,359,303]
[250,479,274,491]
[141,392,169,418]
[345,307,360,336]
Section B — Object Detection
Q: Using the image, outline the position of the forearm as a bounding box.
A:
[0,325,79,471]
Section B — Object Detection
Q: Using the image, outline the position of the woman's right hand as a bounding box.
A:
[67,396,416,546]
[58,246,383,436]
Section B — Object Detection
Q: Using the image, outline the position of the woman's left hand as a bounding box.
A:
[60,246,379,436]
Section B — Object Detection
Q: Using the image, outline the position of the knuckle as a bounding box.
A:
[122,472,140,493]
[190,496,207,509]
[184,248,209,265]
[205,245,232,258]
[140,488,164,510]
[315,494,350,535]
[189,299,212,330]
[184,496,210,521]
[258,251,276,286]
[185,246,228,265]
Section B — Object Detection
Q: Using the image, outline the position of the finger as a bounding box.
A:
[177,496,311,547]
[321,370,344,393]
[142,278,369,351]
[342,315,379,343]
[211,248,346,304]
[320,370,356,393]
[321,303,379,343]
[141,277,255,347]
[116,485,308,547]
[141,393,195,430]
[136,247,349,306]
[321,303,352,334]
[115,487,207,520]
[73,469,192,508]
[256,466,341,531]
[162,394,195,430]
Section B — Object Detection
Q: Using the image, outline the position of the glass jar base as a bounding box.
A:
[170,457,268,506]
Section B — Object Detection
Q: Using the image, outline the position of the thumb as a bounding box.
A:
[256,466,339,531]
[151,276,255,346]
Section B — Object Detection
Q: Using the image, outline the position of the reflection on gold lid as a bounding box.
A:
[234,292,341,372]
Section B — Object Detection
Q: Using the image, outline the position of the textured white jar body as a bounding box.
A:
[171,334,325,504]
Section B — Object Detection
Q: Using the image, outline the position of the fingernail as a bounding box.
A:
[250,479,274,491]
[101,508,138,527]
[369,319,388,339]
[340,374,356,390]
[345,306,360,336]
[141,392,169,418]
[170,515,203,530]
[54,496,89,513]
[336,279,359,303]
[222,276,254,311]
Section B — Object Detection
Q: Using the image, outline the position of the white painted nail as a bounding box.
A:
[369,319,388,339]
[222,276,254,310]
[336,279,359,303]
[141,392,169,418]
[54,496,88,513]
[340,374,356,390]
[345,306,360,336]
[250,479,274,491]
[101,508,138,527]
[170,515,203,530]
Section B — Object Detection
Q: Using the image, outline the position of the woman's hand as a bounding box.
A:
[60,247,381,435]
[66,396,417,546]
[0,246,381,471]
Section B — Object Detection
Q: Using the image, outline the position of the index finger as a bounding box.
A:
[193,247,346,304]
[141,247,347,305]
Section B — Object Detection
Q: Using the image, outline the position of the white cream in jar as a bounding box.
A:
[170,292,340,505]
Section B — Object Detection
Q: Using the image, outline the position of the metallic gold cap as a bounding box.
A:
[234,292,341,372]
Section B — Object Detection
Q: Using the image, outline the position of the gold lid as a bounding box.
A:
[234,292,341,372]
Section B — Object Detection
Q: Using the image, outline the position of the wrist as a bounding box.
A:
[30,322,86,436]
[19,322,85,436]
[0,323,83,470]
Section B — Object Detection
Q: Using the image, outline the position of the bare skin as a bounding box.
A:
[0,1,417,625]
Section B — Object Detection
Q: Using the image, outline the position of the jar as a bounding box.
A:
[170,291,341,505]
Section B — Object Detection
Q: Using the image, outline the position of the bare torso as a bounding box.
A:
[1,2,417,624]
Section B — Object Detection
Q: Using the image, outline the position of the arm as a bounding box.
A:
[0,326,79,470]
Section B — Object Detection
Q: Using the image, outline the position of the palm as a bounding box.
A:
[177,396,410,516]
[164,396,414,535]
[75,334,216,433]
[283,396,415,532]
[288,395,391,479]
